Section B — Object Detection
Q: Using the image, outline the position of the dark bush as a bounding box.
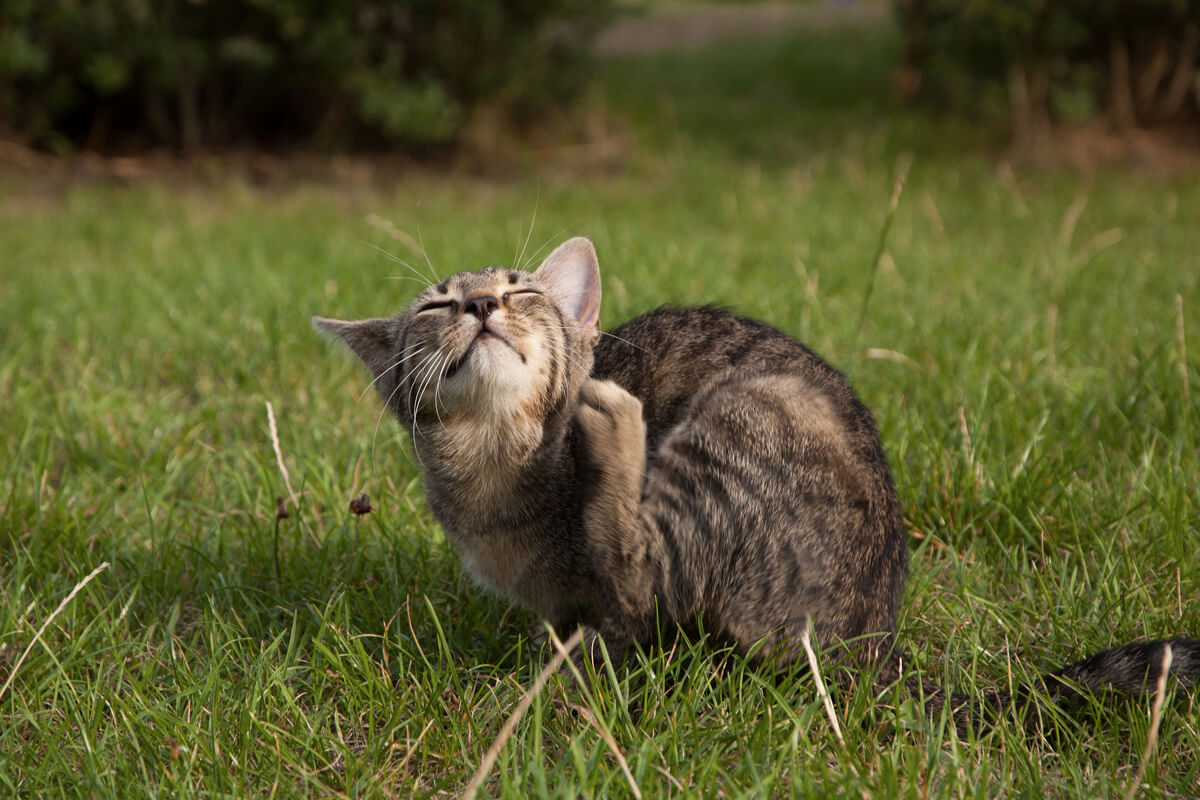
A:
[0,0,612,153]
[896,0,1200,154]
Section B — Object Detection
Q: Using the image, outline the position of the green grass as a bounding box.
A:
[3,19,1199,799]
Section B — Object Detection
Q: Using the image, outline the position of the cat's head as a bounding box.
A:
[314,237,601,442]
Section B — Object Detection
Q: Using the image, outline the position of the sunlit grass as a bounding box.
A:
[2,17,1198,799]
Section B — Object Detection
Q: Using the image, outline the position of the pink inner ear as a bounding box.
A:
[534,237,602,334]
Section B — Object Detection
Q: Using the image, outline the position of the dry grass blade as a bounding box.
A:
[266,399,321,548]
[460,627,583,800]
[865,348,917,366]
[920,190,946,240]
[854,152,913,348]
[1123,643,1173,800]
[800,615,844,745]
[265,400,299,512]
[568,702,643,799]
[548,628,643,800]
[0,561,110,702]
[366,212,421,253]
[394,718,436,780]
[655,764,686,792]
[1057,192,1088,249]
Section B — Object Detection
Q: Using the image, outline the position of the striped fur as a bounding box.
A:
[317,237,1199,734]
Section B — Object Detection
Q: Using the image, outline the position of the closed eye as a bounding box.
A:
[502,289,542,304]
[417,299,458,314]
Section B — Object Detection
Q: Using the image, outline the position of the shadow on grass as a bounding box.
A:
[2,490,535,678]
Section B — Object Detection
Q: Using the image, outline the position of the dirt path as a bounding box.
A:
[594,0,889,55]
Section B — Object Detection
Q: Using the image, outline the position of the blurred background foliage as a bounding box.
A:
[2,0,1200,156]
[896,0,1200,158]
[0,0,611,153]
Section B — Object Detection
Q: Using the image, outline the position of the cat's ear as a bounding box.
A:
[534,237,601,343]
[312,315,394,379]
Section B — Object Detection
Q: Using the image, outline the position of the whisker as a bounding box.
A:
[405,347,447,463]
[376,343,444,470]
[548,336,594,377]
[383,276,434,286]
[523,323,649,354]
[358,339,432,401]
[514,188,541,275]
[431,351,454,433]
[366,242,435,290]
[415,223,440,285]
[411,346,447,438]
[512,324,596,374]
[596,331,651,353]
[561,350,592,377]
[411,345,445,417]
[519,221,583,272]
[371,353,425,474]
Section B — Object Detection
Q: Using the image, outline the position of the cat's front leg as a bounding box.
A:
[576,379,660,636]
[578,379,646,509]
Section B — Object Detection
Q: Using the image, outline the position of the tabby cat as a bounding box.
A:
[315,236,1198,731]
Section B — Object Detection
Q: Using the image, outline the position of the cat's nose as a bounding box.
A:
[464,293,500,321]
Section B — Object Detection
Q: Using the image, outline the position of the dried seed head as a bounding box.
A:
[349,493,372,516]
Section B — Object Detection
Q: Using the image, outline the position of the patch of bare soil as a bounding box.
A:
[0,106,633,211]
[1029,121,1200,175]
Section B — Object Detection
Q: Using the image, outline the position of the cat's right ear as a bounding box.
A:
[534,237,602,344]
[312,315,394,379]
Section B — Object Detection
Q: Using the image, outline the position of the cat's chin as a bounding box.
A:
[440,337,539,414]
[445,331,520,379]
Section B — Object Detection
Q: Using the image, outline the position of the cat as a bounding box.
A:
[315,236,1199,732]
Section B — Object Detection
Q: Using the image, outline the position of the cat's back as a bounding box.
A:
[592,306,879,459]
[591,306,906,649]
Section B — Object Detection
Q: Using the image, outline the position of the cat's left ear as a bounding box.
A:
[312,315,394,379]
[534,237,601,344]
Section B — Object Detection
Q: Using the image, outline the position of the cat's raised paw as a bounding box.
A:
[579,377,639,411]
[577,379,647,509]
[577,379,646,468]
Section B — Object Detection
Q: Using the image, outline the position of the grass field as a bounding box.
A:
[3,17,1199,799]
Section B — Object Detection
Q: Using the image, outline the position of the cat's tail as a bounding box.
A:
[891,638,1200,736]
